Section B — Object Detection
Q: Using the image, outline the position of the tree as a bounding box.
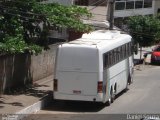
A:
[127,15,160,59]
[0,0,92,54]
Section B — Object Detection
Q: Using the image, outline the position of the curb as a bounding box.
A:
[15,92,53,120]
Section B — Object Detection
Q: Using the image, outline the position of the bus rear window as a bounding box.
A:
[57,47,99,72]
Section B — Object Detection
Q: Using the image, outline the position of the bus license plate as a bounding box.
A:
[73,90,81,94]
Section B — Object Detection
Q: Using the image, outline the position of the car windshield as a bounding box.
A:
[155,47,160,51]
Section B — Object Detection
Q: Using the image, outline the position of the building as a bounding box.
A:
[72,0,160,28]
[50,0,160,20]
[46,0,108,40]
[48,0,108,21]
[42,0,73,5]
[115,0,155,18]
[47,0,160,39]
[113,0,160,28]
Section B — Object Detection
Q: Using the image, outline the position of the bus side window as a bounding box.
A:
[126,44,128,57]
[115,48,120,63]
[110,51,113,66]
[127,43,130,56]
[117,47,121,61]
[112,50,115,65]
[113,49,117,64]
[120,46,123,60]
[103,53,110,69]
[103,53,107,69]
[106,53,110,68]
[129,42,131,56]
[124,44,127,58]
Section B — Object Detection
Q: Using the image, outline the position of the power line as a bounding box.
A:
[89,0,108,11]
[88,0,107,6]
[82,18,108,23]
[2,11,157,38]
[0,6,42,21]
[82,18,157,37]
[0,5,43,17]
[1,0,158,37]
[130,31,156,37]
[0,0,41,5]
[92,13,112,17]
[0,4,80,20]
[2,11,41,21]
[1,2,101,18]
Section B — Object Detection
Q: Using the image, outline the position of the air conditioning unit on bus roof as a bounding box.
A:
[82,30,121,40]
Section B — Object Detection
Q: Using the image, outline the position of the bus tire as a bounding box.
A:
[128,74,132,85]
[106,89,113,106]
[125,82,129,92]
[110,88,115,103]
[125,74,132,92]
[111,92,115,103]
[106,97,111,106]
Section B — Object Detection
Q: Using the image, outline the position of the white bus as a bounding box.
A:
[53,30,134,105]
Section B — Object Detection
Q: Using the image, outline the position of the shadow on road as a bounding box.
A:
[42,88,131,113]
[42,100,107,113]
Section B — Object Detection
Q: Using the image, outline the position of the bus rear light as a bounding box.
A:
[54,79,58,91]
[98,81,103,93]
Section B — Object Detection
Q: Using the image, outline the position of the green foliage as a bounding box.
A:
[0,34,42,55]
[0,14,42,54]
[0,0,92,54]
[34,3,92,32]
[127,15,160,47]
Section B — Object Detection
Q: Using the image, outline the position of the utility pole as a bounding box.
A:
[108,0,115,30]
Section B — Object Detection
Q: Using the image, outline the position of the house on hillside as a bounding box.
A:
[46,0,160,39]
[113,0,160,28]
[50,0,160,20]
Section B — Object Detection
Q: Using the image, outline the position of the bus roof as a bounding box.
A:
[82,30,121,40]
[61,30,132,52]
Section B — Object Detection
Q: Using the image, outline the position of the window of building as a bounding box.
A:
[74,0,106,6]
[126,1,134,9]
[158,9,160,13]
[74,0,89,6]
[115,0,153,10]
[135,0,143,9]
[115,1,125,10]
[144,0,152,8]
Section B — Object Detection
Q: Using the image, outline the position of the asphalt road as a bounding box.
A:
[25,64,160,120]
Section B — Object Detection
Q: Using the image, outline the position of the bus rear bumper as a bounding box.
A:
[53,92,104,103]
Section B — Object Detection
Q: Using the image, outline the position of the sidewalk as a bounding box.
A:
[134,46,153,65]
[0,75,53,119]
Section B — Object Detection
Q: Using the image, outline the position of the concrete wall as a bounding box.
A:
[87,6,107,21]
[30,44,57,82]
[0,54,31,93]
[46,0,73,5]
[114,0,155,18]
[114,8,154,18]
[0,44,59,94]
[153,0,160,14]
[48,29,68,40]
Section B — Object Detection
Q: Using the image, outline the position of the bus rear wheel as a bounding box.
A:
[128,74,132,85]
[106,89,115,106]
[111,91,115,103]
[125,83,129,92]
[106,97,111,106]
